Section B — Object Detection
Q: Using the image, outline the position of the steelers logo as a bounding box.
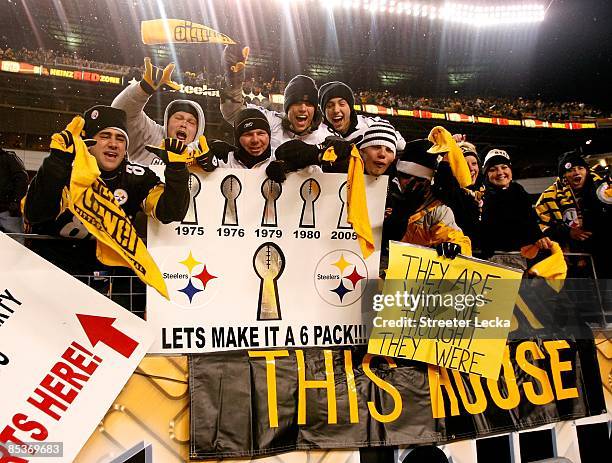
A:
[314,249,368,307]
[113,188,128,206]
[91,109,99,120]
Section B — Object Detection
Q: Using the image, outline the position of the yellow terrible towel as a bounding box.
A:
[427,126,472,188]
[347,146,375,259]
[68,120,169,299]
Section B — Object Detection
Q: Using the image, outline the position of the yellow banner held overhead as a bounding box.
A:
[141,19,236,45]
[367,241,522,380]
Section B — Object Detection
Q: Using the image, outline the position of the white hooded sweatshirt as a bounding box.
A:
[112,82,206,165]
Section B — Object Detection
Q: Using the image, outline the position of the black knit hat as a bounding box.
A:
[318,81,355,112]
[558,150,588,177]
[83,105,129,146]
[167,101,199,123]
[483,148,511,172]
[396,139,437,180]
[283,75,319,114]
[234,108,271,140]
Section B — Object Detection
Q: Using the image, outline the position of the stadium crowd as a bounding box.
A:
[1,44,610,319]
[354,91,605,121]
[1,46,608,121]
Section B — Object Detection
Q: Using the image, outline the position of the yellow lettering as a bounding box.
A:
[428,365,459,418]
[544,340,579,400]
[248,350,289,428]
[516,341,554,405]
[343,350,359,424]
[452,370,487,415]
[487,346,520,410]
[296,349,337,425]
[363,354,402,423]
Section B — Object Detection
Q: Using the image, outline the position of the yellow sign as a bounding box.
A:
[141,19,236,45]
[367,241,522,380]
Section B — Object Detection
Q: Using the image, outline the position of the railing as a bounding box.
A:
[4,233,145,318]
[491,251,611,328]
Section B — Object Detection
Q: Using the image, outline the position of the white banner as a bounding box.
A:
[146,169,388,353]
[0,233,154,462]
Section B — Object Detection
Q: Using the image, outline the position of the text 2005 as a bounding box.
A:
[174,226,205,236]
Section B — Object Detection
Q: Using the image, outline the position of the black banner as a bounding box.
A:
[189,338,605,459]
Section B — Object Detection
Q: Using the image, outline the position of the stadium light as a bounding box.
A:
[305,0,547,26]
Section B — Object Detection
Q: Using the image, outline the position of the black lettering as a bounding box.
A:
[212,327,225,348]
[195,327,206,348]
[172,328,183,348]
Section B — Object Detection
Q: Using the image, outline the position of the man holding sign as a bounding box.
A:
[384,138,472,259]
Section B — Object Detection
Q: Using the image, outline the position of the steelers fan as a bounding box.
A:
[318,81,406,151]
[536,150,611,277]
[112,58,208,166]
[220,44,333,150]
[24,105,190,275]
[384,139,472,259]
[215,108,275,170]
[265,119,398,182]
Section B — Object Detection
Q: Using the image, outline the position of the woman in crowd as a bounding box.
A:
[479,149,552,268]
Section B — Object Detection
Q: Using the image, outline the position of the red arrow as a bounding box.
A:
[76,314,138,359]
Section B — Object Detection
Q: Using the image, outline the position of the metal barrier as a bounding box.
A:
[491,251,611,328]
[5,232,146,318]
[73,273,146,318]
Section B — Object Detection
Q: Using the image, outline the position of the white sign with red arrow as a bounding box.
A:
[0,233,154,462]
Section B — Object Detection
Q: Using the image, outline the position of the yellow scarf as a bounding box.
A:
[346,146,375,259]
[321,145,375,258]
[68,135,169,299]
[521,241,568,281]
[427,126,472,188]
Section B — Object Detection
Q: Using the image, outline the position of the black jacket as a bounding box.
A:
[23,149,189,274]
[480,181,543,258]
[0,148,28,213]
[432,161,481,249]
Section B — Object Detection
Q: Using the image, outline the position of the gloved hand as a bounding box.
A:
[319,136,355,173]
[266,160,287,184]
[275,139,321,171]
[50,116,96,156]
[209,140,235,164]
[140,57,181,95]
[145,138,188,165]
[222,43,249,85]
[435,242,461,259]
[8,201,21,217]
[195,138,237,172]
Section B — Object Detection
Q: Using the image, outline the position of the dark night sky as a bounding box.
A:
[529,0,612,107]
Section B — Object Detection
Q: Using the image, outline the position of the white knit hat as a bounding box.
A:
[356,121,398,155]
